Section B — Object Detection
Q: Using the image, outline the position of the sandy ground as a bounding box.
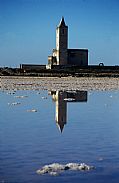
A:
[1,76,119,91]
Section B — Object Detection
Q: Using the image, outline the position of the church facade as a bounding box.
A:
[47,17,88,69]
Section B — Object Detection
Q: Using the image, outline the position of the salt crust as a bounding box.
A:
[36,163,94,176]
[1,77,119,91]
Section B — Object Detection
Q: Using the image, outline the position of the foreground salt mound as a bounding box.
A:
[36,163,94,176]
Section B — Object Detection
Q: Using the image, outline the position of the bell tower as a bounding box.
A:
[56,17,68,65]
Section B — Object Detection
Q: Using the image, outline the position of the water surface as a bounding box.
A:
[1,78,119,183]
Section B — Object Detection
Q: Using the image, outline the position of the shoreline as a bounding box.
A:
[1,72,119,78]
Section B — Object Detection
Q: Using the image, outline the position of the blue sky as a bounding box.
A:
[0,0,119,67]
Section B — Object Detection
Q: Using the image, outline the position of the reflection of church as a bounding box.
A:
[49,91,88,133]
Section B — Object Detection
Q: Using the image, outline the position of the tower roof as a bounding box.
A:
[58,17,67,27]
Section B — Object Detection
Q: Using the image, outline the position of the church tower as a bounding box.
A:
[56,17,68,65]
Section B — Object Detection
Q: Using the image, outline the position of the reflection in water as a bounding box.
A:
[49,91,88,133]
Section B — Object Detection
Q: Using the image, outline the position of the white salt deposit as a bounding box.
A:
[8,102,21,106]
[27,109,37,112]
[41,96,47,99]
[36,162,94,176]
[14,95,28,98]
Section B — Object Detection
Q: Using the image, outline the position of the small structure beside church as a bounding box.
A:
[47,17,88,69]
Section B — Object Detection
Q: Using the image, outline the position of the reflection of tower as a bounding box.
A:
[49,90,88,133]
[55,91,67,133]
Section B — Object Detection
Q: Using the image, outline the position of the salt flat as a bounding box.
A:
[1,76,119,91]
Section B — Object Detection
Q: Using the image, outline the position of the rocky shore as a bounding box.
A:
[1,65,119,78]
[1,76,119,91]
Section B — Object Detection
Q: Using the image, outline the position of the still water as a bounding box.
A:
[1,86,119,182]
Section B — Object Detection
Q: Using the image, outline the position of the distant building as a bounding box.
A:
[20,64,46,71]
[47,17,88,69]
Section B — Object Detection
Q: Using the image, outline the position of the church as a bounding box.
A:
[47,17,88,69]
